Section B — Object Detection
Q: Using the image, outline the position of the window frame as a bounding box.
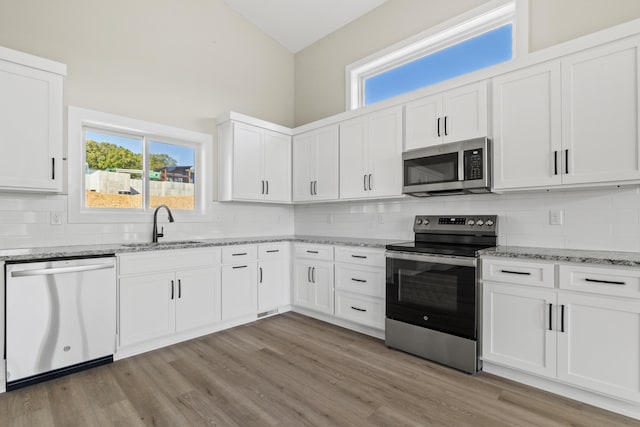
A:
[345,0,529,110]
[68,106,213,224]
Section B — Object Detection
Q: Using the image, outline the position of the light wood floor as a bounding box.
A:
[0,312,638,426]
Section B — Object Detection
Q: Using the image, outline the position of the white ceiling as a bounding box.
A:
[223,0,387,53]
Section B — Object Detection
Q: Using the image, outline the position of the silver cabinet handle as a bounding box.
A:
[565,149,569,174]
[171,280,175,300]
[368,174,372,191]
[178,279,182,298]
[11,263,114,277]
[261,180,265,194]
[313,180,317,195]
[312,267,316,283]
[548,303,553,331]
[363,174,367,191]
[266,180,269,195]
[51,157,55,180]
[437,117,441,137]
[560,304,566,333]
[308,266,312,283]
[259,267,263,283]
[444,116,448,136]
[310,181,314,195]
[554,151,559,175]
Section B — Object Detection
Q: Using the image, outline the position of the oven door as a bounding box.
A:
[386,251,477,340]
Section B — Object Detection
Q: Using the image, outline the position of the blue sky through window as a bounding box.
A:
[364,24,513,105]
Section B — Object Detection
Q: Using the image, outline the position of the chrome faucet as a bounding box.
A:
[152,204,175,243]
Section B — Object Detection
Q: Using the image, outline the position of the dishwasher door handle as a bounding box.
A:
[11,263,114,277]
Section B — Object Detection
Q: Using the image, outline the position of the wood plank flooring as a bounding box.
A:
[0,312,638,426]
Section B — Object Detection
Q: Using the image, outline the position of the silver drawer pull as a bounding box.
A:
[232,252,247,256]
[306,250,319,254]
[266,249,280,253]
[350,306,367,312]
[351,255,367,259]
[585,278,625,285]
[500,269,531,276]
[351,278,367,283]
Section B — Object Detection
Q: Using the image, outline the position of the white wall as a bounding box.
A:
[294,187,640,252]
[0,0,295,249]
[294,0,640,126]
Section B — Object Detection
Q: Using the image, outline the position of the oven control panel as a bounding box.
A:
[414,215,498,234]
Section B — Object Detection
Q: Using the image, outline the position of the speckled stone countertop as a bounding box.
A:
[478,246,640,267]
[0,235,405,262]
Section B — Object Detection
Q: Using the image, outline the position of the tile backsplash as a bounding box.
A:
[0,193,294,249]
[294,187,640,252]
[1,187,639,252]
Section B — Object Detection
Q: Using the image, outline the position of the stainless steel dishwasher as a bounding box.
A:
[5,256,116,390]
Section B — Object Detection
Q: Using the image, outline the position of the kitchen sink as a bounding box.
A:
[121,240,204,248]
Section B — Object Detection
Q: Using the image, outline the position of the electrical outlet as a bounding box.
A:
[327,214,333,224]
[50,211,63,225]
[549,209,563,225]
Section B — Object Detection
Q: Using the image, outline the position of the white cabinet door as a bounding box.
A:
[292,131,314,202]
[119,273,175,347]
[232,122,263,200]
[263,130,291,202]
[482,283,557,379]
[175,267,220,332]
[562,36,640,185]
[221,263,258,320]
[258,259,285,312]
[293,260,313,308]
[368,106,403,198]
[309,261,334,315]
[557,292,640,403]
[404,94,442,151]
[339,116,368,199]
[442,81,487,144]
[314,124,340,201]
[0,59,63,192]
[492,62,562,190]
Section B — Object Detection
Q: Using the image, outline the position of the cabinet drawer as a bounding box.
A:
[222,245,257,264]
[294,244,334,261]
[559,264,640,298]
[335,291,384,329]
[258,242,288,260]
[335,264,384,298]
[335,246,385,267]
[119,248,219,276]
[482,257,555,288]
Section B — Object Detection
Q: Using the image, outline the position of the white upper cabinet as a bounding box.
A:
[218,115,292,203]
[0,47,65,193]
[561,36,640,185]
[494,36,640,191]
[492,61,562,190]
[339,105,403,199]
[292,124,339,202]
[404,81,487,151]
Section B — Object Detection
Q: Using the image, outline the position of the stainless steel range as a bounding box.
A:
[385,215,498,373]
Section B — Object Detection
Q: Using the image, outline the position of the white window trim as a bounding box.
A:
[345,0,529,110]
[67,106,213,224]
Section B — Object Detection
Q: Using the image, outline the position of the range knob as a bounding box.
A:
[476,219,484,226]
[416,219,423,225]
[468,220,475,226]
[486,219,494,226]
[423,219,429,225]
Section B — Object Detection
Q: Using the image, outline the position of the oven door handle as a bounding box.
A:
[385,251,477,267]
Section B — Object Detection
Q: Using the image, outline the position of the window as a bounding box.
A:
[346,0,528,109]
[68,107,212,223]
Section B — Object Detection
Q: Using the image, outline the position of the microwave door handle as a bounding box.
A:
[458,150,464,181]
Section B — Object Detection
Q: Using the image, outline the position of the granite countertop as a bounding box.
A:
[0,235,406,262]
[479,246,640,267]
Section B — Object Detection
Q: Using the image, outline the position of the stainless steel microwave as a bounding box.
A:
[403,138,491,197]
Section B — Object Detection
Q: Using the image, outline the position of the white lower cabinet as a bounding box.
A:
[258,243,290,312]
[221,245,258,320]
[482,282,557,378]
[118,248,221,349]
[335,291,384,329]
[482,256,640,408]
[293,259,334,315]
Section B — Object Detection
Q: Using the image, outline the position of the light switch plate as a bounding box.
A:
[549,209,563,225]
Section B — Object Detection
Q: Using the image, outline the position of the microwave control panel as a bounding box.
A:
[464,148,483,180]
